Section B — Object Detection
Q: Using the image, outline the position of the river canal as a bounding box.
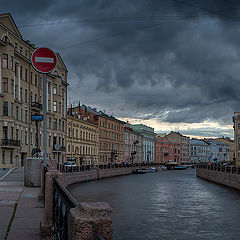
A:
[68,169,240,240]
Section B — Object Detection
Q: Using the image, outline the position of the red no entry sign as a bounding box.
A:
[31,47,57,73]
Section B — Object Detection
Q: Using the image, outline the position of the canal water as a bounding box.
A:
[68,169,240,240]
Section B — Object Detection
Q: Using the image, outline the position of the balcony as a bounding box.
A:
[31,102,43,111]
[1,139,20,148]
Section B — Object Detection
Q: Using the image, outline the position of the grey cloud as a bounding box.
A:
[2,0,240,137]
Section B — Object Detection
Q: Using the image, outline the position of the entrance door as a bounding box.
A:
[21,153,27,166]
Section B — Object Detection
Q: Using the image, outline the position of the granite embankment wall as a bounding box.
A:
[63,167,138,187]
[196,168,240,190]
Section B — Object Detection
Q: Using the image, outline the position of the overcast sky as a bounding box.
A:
[2,0,240,138]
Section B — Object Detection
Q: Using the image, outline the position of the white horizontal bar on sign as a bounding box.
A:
[35,57,54,63]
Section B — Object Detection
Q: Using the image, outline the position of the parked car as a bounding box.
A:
[64,161,77,167]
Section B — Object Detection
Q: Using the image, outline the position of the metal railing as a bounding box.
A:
[52,177,107,240]
[31,101,43,110]
[57,162,157,173]
[53,177,78,240]
[196,163,240,174]
[1,139,20,147]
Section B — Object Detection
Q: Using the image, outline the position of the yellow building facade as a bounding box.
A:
[215,137,235,164]
[67,116,98,165]
[0,13,68,168]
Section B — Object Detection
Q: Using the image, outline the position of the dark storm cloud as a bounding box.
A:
[2,0,240,135]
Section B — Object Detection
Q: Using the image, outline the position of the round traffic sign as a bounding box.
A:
[54,144,61,151]
[31,47,57,73]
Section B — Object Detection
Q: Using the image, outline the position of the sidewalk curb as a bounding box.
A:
[0,168,17,181]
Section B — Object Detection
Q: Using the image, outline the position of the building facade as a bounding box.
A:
[155,137,181,163]
[215,137,234,164]
[98,112,125,164]
[68,104,125,164]
[67,115,98,166]
[130,124,156,162]
[124,124,143,163]
[190,139,209,163]
[166,131,190,162]
[204,139,229,163]
[0,13,68,168]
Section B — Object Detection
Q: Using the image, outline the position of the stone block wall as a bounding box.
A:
[196,168,240,190]
[63,167,138,187]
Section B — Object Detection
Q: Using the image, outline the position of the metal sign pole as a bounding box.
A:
[43,73,47,167]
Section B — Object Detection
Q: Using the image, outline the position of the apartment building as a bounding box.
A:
[0,13,68,168]
[67,114,98,166]
[215,137,234,164]
[124,123,143,163]
[67,104,125,164]
[166,131,190,162]
[130,124,156,162]
[190,139,209,163]
[204,138,229,163]
[155,137,181,163]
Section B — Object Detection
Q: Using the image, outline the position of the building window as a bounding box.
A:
[20,87,23,101]
[25,130,28,145]
[2,54,8,68]
[21,129,23,144]
[53,84,57,94]
[25,110,28,123]
[25,69,28,81]
[49,136,51,147]
[16,106,19,120]
[59,102,61,113]
[35,75,38,86]
[30,72,33,84]
[2,151,5,164]
[11,79,14,94]
[59,119,61,130]
[49,117,51,129]
[3,78,8,93]
[25,89,28,103]
[53,102,57,112]
[16,129,19,141]
[3,101,8,116]
[11,103,14,117]
[20,66,23,79]
[31,132,33,145]
[53,119,57,129]
[3,126,8,139]
[10,151,13,164]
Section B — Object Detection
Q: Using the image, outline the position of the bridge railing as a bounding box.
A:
[57,162,156,173]
[52,177,108,240]
[53,177,78,240]
[196,163,240,175]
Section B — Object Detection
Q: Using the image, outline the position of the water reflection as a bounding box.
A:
[68,169,240,240]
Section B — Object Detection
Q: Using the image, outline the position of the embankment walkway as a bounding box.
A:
[0,167,48,240]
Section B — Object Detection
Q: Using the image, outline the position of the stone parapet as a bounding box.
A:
[69,202,112,240]
[24,157,42,187]
[196,168,240,190]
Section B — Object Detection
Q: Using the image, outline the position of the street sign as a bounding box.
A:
[31,47,57,73]
[54,144,61,151]
[31,115,43,121]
